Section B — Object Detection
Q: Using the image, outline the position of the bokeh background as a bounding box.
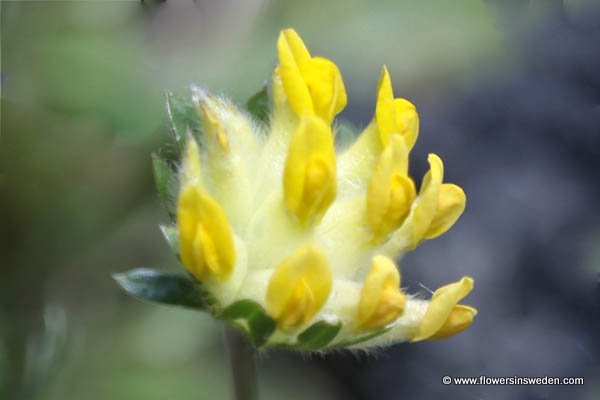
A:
[2,1,599,399]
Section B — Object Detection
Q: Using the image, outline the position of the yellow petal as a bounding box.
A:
[411,153,444,245]
[283,116,336,226]
[392,98,419,150]
[412,277,474,342]
[277,29,314,117]
[266,245,333,329]
[424,183,466,240]
[192,223,219,275]
[356,256,406,331]
[375,66,419,149]
[430,305,477,340]
[178,186,199,274]
[177,138,236,282]
[367,135,416,243]
[178,186,236,282]
[304,57,347,123]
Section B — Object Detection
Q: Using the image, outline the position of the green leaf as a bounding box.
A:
[113,268,208,310]
[220,300,276,347]
[152,154,176,211]
[296,321,342,350]
[331,326,392,348]
[165,91,200,151]
[245,85,269,125]
[159,224,179,256]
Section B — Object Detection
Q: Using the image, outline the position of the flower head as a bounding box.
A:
[134,28,476,350]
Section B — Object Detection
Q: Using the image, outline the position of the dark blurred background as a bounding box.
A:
[1,1,599,399]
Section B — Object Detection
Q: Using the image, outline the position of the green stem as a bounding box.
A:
[224,327,258,400]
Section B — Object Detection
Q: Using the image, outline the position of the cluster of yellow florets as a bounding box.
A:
[175,28,476,349]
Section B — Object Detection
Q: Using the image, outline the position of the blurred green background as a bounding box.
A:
[2,1,599,400]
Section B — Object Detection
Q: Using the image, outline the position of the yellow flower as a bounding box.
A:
[283,116,337,226]
[266,245,333,330]
[356,256,406,331]
[276,28,347,124]
[177,138,236,282]
[169,28,475,349]
[412,277,476,342]
[366,135,416,243]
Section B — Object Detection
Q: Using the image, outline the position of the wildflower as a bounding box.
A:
[117,28,475,350]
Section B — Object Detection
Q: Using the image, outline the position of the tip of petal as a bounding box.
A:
[377,66,394,102]
[278,28,311,66]
[427,153,443,170]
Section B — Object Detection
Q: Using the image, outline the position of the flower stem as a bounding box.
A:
[224,326,258,400]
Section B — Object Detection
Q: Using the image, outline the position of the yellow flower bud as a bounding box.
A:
[367,135,416,243]
[283,116,336,226]
[356,256,406,331]
[376,66,419,149]
[277,28,347,123]
[177,137,236,282]
[266,245,333,330]
[412,277,475,342]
